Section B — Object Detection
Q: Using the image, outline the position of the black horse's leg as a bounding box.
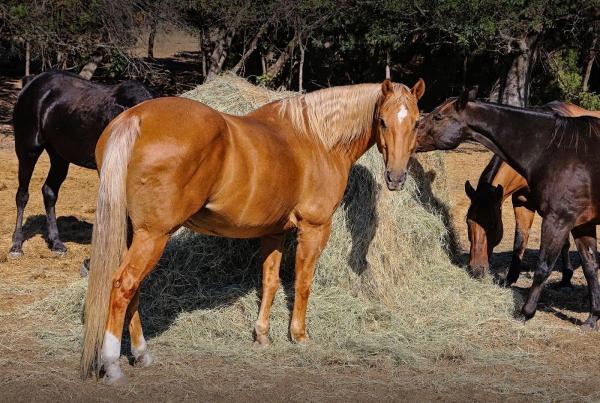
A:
[520,214,571,320]
[42,148,69,255]
[9,147,43,257]
[572,224,599,330]
[558,240,574,288]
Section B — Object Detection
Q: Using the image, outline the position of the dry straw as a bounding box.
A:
[28,74,538,369]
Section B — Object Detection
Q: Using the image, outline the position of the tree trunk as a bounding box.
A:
[206,28,235,81]
[265,35,296,80]
[490,32,539,107]
[231,21,270,74]
[199,29,207,78]
[148,19,157,59]
[385,51,391,79]
[298,38,305,92]
[583,37,597,92]
[25,40,30,76]
[79,52,103,80]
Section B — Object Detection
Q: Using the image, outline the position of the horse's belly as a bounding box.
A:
[183,205,290,238]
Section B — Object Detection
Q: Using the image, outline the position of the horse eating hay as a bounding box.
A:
[9,71,152,258]
[81,78,425,384]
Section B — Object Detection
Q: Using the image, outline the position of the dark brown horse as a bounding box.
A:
[9,70,152,257]
[81,79,425,384]
[416,92,600,329]
[462,102,600,285]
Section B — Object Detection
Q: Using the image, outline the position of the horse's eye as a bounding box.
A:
[379,118,387,128]
[433,114,443,122]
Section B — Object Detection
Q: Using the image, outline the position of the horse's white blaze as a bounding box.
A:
[102,331,121,363]
[397,105,408,123]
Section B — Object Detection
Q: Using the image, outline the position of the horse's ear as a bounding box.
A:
[465,180,476,199]
[411,78,426,101]
[382,79,394,97]
[494,184,503,201]
[456,89,469,111]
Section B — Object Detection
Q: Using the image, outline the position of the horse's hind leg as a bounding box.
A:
[558,240,574,288]
[42,148,69,255]
[520,214,571,320]
[102,229,169,385]
[572,224,599,330]
[126,289,153,367]
[9,146,43,257]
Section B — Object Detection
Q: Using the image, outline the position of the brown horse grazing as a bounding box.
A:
[416,91,600,329]
[80,79,426,384]
[463,102,600,285]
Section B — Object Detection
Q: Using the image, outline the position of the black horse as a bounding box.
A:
[416,91,600,329]
[9,70,152,257]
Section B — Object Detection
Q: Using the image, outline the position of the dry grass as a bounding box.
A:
[18,74,550,377]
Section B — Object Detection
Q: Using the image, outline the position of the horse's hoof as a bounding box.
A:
[581,320,598,332]
[7,250,23,258]
[253,335,271,348]
[102,371,128,386]
[51,249,67,257]
[134,351,154,368]
[252,336,271,348]
[515,310,534,323]
[291,334,310,344]
[80,260,90,278]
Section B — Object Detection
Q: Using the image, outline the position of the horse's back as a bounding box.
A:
[14,70,151,168]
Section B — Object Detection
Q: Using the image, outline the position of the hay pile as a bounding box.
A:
[32,75,530,368]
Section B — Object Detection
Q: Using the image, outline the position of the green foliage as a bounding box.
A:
[549,49,600,110]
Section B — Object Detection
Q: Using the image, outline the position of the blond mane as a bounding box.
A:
[279,83,411,149]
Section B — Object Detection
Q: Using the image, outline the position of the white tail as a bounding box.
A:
[80,113,140,379]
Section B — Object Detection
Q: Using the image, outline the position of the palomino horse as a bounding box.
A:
[10,70,152,257]
[81,79,426,384]
[416,91,600,328]
[462,102,600,285]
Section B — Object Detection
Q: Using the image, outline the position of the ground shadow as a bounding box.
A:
[408,157,461,262]
[483,248,595,325]
[341,165,379,275]
[17,214,92,246]
[137,166,382,345]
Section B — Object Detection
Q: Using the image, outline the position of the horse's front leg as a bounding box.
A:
[290,221,332,343]
[571,224,599,330]
[254,234,285,346]
[505,193,534,286]
[520,214,572,320]
[42,148,69,255]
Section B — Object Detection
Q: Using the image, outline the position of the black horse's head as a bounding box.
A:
[113,81,153,108]
[415,88,478,152]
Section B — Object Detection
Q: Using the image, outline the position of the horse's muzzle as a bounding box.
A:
[385,170,407,191]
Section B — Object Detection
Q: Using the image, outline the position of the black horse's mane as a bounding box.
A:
[550,115,600,151]
[471,99,600,151]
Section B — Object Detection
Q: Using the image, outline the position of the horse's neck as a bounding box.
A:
[465,103,555,182]
[253,99,376,166]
